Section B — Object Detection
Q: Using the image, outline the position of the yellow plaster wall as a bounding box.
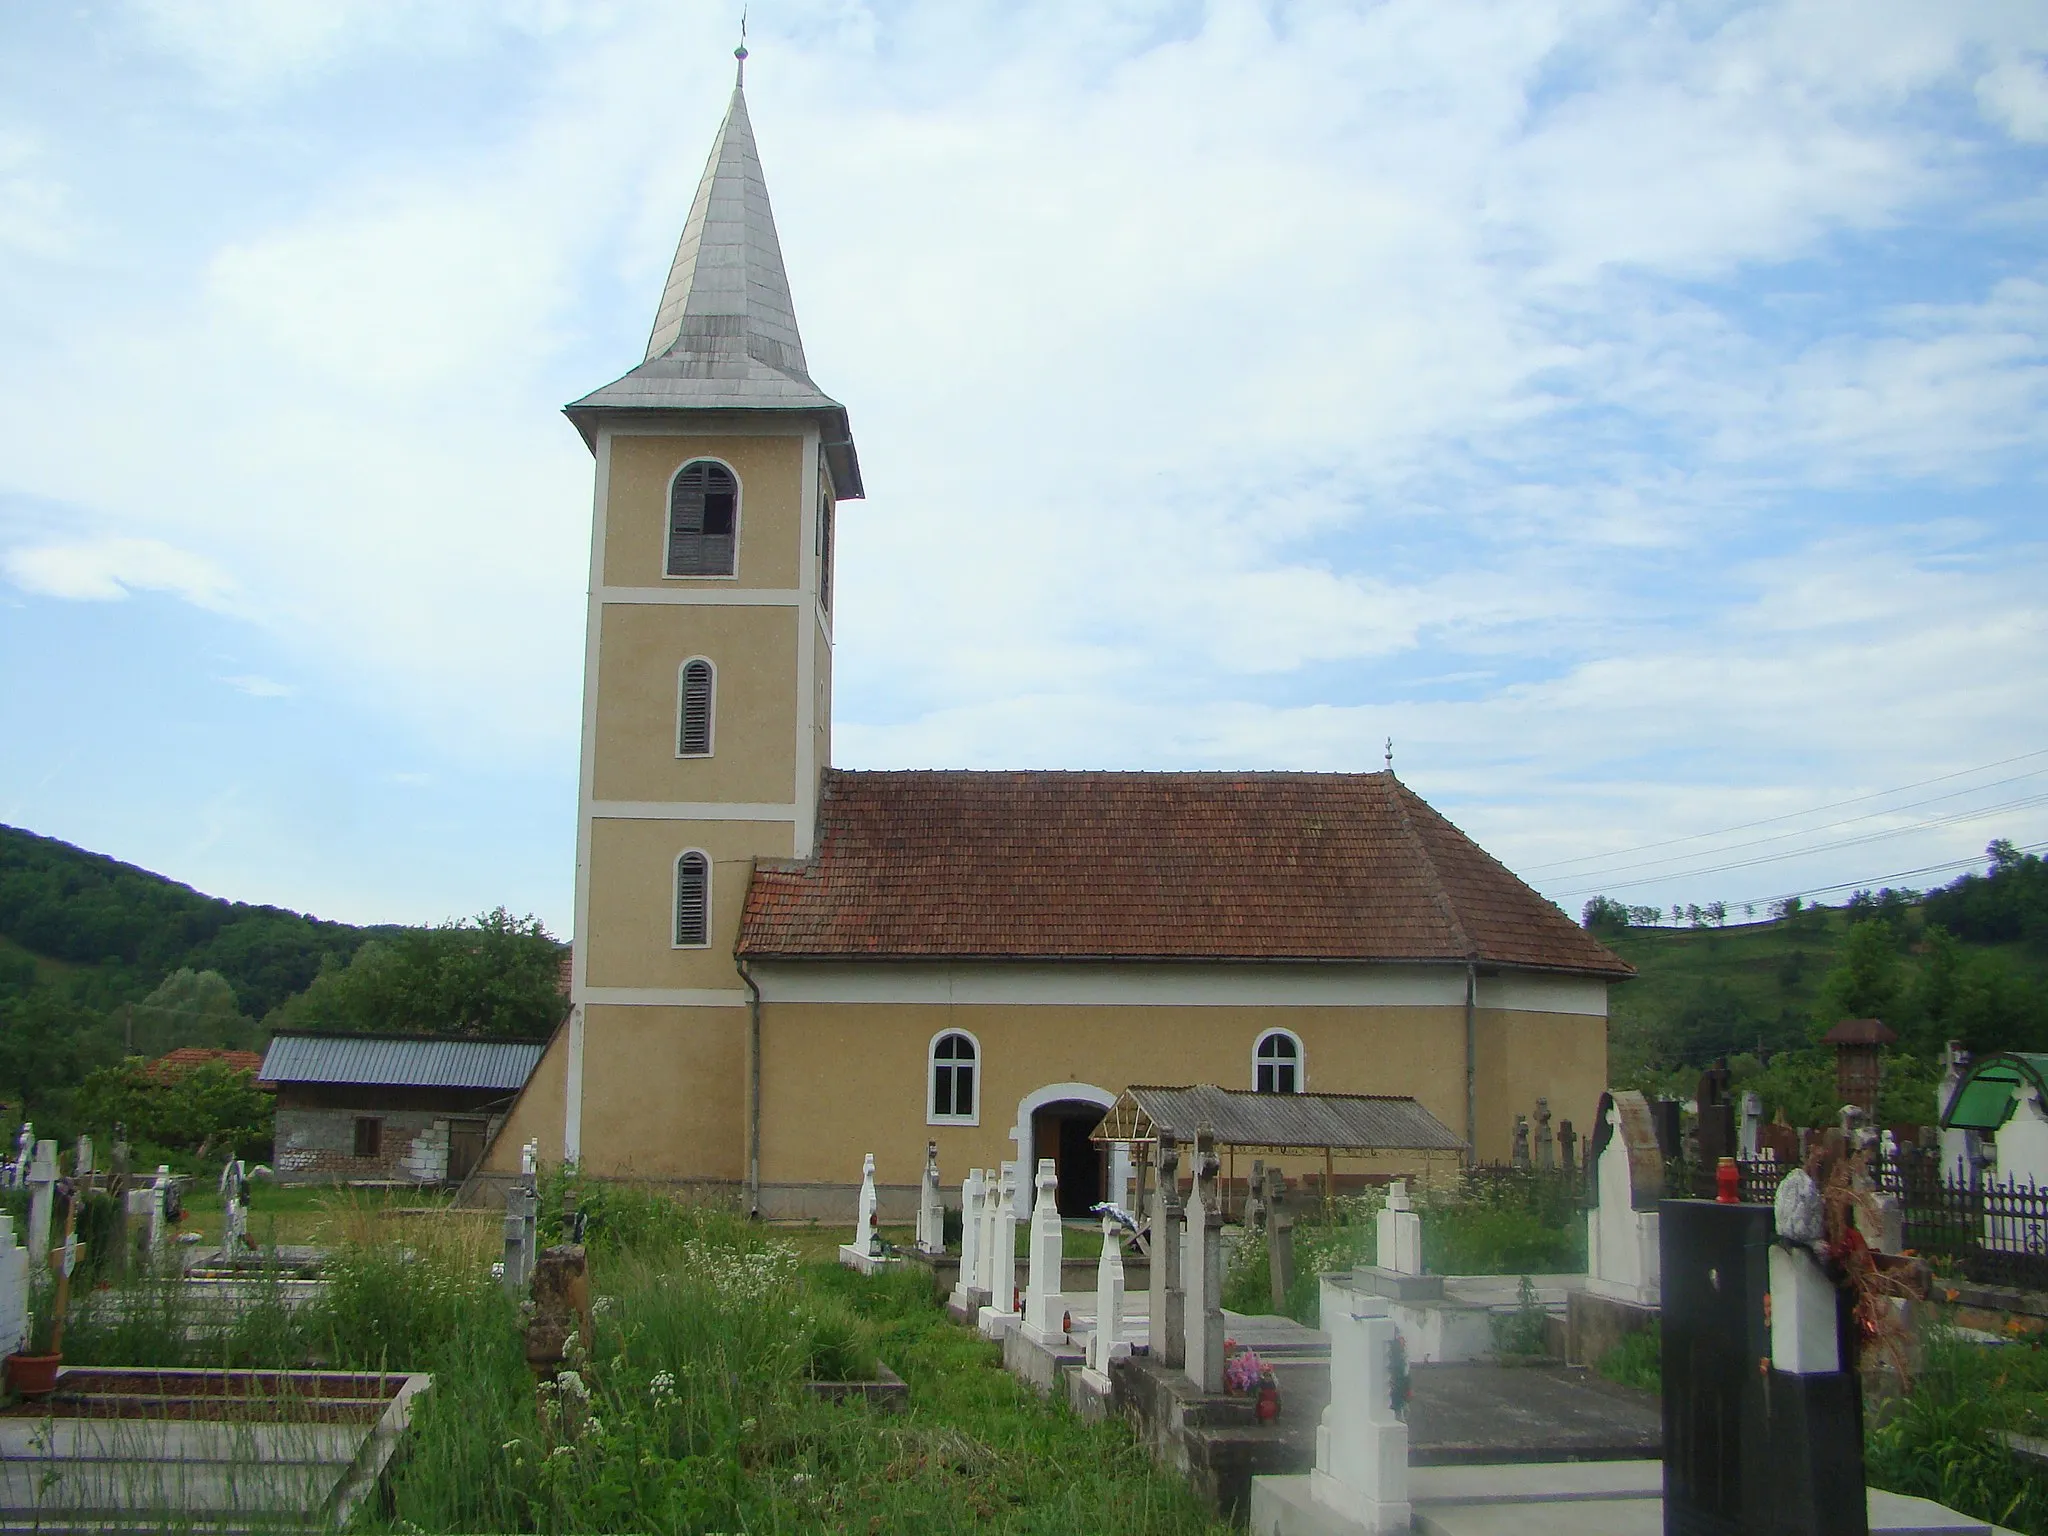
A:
[478,1019,569,1171]
[603,433,805,590]
[756,1001,1496,1186]
[1475,1006,1608,1163]
[811,615,831,789]
[584,820,793,990]
[578,1002,746,1179]
[592,605,798,804]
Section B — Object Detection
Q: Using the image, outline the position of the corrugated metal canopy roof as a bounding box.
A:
[258,1034,545,1092]
[1942,1052,2048,1133]
[1092,1084,1465,1156]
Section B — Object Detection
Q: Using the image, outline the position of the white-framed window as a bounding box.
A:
[1254,1029,1303,1095]
[815,471,835,615]
[673,850,711,948]
[677,657,715,757]
[928,1029,980,1125]
[666,459,740,577]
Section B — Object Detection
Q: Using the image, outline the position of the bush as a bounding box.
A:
[1597,1328,1660,1391]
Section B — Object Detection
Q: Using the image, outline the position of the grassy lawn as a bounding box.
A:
[176,1182,478,1249]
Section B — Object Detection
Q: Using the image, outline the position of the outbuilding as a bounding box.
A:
[258,1033,546,1186]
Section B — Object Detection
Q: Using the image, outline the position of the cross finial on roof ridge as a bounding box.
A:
[734,8,748,86]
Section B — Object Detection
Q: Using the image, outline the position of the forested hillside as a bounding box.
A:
[0,823,566,1151]
[1593,841,2048,1127]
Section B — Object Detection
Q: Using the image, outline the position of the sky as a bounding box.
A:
[1,0,2044,936]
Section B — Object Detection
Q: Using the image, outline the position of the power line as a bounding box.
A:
[1548,791,2048,897]
[1689,839,2048,917]
[1519,746,2048,876]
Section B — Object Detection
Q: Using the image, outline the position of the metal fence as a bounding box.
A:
[1473,1149,2048,1292]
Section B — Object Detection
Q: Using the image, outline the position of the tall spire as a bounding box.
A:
[565,61,863,498]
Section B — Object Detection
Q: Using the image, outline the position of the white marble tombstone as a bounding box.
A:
[980,1161,1021,1333]
[1586,1099,1661,1306]
[1739,1092,1764,1160]
[1374,1180,1422,1276]
[0,1216,25,1356]
[1183,1149,1222,1392]
[1021,1159,1066,1345]
[1311,1306,1411,1532]
[1770,1244,1841,1375]
[852,1152,879,1256]
[952,1168,986,1306]
[916,1142,944,1254]
[1087,1211,1128,1376]
[980,1169,1005,1293]
[25,1139,56,1265]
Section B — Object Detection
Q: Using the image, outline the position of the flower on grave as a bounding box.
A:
[1224,1349,1268,1394]
[491,1262,506,1280]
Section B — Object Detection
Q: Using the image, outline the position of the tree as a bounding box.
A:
[265,908,565,1039]
[73,1059,272,1162]
[1582,896,1630,935]
[124,968,252,1056]
[1816,918,1901,1028]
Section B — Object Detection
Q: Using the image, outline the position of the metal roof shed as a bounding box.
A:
[258,1034,546,1092]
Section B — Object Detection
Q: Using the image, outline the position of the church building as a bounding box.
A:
[484,63,1631,1216]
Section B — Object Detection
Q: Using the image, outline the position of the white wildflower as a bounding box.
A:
[591,1295,615,1315]
[584,1417,603,1437]
[501,1439,521,1453]
[549,1445,573,1459]
[556,1370,589,1401]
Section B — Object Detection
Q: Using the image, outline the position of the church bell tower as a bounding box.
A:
[558,57,862,1179]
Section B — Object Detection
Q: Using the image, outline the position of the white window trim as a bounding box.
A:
[676,655,717,758]
[672,848,713,949]
[662,457,743,582]
[1252,1028,1305,1094]
[926,1027,981,1126]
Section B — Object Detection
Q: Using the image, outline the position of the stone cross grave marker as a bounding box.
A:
[1183,1127,1224,1394]
[1375,1179,1422,1276]
[26,1139,56,1264]
[1740,1091,1764,1160]
[916,1141,944,1254]
[980,1169,1004,1296]
[1559,1119,1577,1177]
[1512,1114,1531,1169]
[1535,1099,1554,1171]
[1310,1304,1411,1533]
[1267,1166,1295,1312]
[1151,1131,1185,1369]
[951,1167,986,1309]
[982,1161,1019,1327]
[854,1153,879,1256]
[1022,1158,1065,1345]
[1087,1209,1128,1377]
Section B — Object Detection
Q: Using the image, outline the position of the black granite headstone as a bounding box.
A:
[1660,1199,1868,1536]
[1650,1099,1683,1163]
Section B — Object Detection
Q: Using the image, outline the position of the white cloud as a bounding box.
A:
[3,537,237,608]
[1979,56,2048,143]
[220,674,295,698]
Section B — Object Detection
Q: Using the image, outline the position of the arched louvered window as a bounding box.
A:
[1254,1030,1302,1095]
[666,460,739,577]
[678,658,715,757]
[928,1030,979,1124]
[673,850,711,948]
[815,473,835,615]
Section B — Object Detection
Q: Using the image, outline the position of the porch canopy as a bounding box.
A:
[1090,1083,1465,1160]
[1942,1052,2048,1133]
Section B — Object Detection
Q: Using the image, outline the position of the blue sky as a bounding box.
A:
[2,0,2044,934]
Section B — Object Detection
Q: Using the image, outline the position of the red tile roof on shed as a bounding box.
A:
[148,1047,265,1079]
[738,770,1633,977]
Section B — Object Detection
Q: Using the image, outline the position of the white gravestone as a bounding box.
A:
[1992,1088,2048,1254]
[1183,1144,1223,1393]
[980,1169,1004,1297]
[916,1142,944,1254]
[1586,1096,1662,1306]
[1770,1245,1841,1375]
[1374,1181,1422,1276]
[853,1153,879,1255]
[1310,1306,1411,1533]
[220,1158,250,1253]
[26,1140,56,1265]
[979,1161,1021,1336]
[1021,1159,1066,1345]
[1739,1092,1763,1160]
[5,1124,30,1190]
[951,1168,986,1308]
[1087,1212,1128,1377]
[0,1216,28,1356]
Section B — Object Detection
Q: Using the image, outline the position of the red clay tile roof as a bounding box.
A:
[738,770,1632,977]
[148,1047,266,1079]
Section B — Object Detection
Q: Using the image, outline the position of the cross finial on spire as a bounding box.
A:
[1385,737,1395,773]
[734,9,748,87]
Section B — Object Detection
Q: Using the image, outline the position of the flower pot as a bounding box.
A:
[1255,1384,1280,1423]
[6,1352,61,1399]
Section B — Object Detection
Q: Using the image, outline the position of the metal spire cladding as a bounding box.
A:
[566,78,862,497]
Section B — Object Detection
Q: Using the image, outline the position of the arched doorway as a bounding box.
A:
[1012,1082,1117,1218]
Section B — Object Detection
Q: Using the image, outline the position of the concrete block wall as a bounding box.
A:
[274,1108,502,1185]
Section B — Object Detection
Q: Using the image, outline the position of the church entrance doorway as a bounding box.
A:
[1011,1082,1117,1221]
[1033,1101,1106,1217]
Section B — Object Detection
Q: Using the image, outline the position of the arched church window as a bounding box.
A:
[674,850,711,948]
[678,658,715,756]
[929,1030,979,1124]
[815,472,834,615]
[667,460,739,577]
[1254,1030,1302,1094]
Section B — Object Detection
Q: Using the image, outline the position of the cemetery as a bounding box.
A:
[6,1042,2048,1531]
